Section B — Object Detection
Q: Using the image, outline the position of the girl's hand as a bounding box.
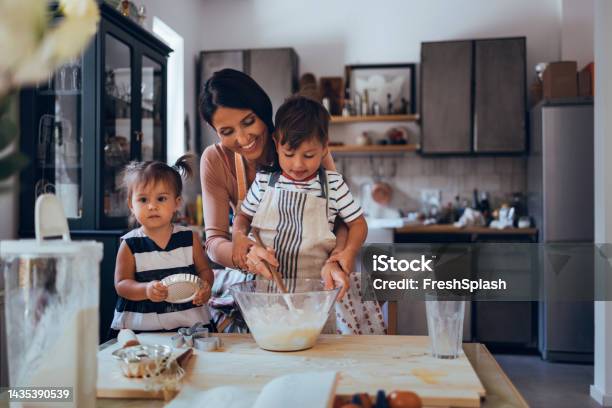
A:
[232,231,254,270]
[245,244,278,280]
[146,280,168,302]
[321,261,349,300]
[193,280,212,306]
[326,248,358,275]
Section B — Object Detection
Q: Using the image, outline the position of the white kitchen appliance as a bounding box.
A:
[1,194,103,407]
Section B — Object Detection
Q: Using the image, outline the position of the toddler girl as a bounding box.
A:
[111,155,214,332]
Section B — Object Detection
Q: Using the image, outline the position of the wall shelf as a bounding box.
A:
[330,114,420,123]
[329,144,419,154]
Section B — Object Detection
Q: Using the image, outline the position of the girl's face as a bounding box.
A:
[211,107,269,162]
[128,180,181,230]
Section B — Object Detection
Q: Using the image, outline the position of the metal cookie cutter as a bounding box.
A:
[171,322,210,348]
[194,337,222,351]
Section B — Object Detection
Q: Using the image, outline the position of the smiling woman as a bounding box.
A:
[198,69,347,332]
[198,69,278,269]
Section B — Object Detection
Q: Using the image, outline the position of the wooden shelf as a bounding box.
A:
[395,224,538,236]
[330,114,420,123]
[329,144,419,154]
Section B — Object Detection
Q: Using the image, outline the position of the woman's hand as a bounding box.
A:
[245,244,278,280]
[193,280,212,306]
[232,231,254,270]
[146,280,168,302]
[321,261,349,300]
[326,248,358,275]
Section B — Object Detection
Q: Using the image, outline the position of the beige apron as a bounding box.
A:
[251,168,386,335]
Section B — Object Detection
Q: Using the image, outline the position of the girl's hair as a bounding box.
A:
[122,154,194,201]
[198,68,275,134]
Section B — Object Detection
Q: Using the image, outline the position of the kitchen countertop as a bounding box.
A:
[395,224,538,236]
[97,334,528,408]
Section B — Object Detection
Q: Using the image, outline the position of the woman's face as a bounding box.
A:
[211,107,269,162]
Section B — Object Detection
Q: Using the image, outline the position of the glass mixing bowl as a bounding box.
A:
[230,279,339,351]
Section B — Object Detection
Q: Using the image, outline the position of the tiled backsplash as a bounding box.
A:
[338,154,527,214]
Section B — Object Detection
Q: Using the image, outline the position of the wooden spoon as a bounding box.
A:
[251,228,288,293]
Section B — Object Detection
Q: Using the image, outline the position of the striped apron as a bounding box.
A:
[251,168,386,335]
[111,225,213,331]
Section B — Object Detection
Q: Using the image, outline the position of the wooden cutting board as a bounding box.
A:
[98,333,485,407]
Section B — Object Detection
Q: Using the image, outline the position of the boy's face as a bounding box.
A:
[128,181,181,230]
[275,135,328,181]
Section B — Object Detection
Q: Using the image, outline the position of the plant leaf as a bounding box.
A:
[0,152,29,181]
[0,116,19,151]
[0,96,13,117]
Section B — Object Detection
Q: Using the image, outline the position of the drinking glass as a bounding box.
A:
[425,293,465,359]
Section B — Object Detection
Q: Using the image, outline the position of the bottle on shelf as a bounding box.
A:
[362,89,369,115]
[372,101,381,116]
[354,92,362,116]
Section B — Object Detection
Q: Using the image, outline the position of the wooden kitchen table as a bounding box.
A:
[97,334,528,408]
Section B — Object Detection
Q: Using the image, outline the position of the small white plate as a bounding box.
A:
[161,273,203,303]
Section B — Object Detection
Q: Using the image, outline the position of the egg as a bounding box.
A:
[388,391,422,408]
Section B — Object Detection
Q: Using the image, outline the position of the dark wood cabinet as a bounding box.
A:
[420,37,526,155]
[394,229,538,351]
[421,40,473,154]
[18,3,172,341]
[20,3,171,232]
[196,48,298,151]
[474,39,526,153]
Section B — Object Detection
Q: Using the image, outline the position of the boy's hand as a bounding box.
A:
[246,244,278,280]
[321,261,349,300]
[146,280,168,302]
[326,248,358,275]
[232,231,254,270]
[193,280,212,306]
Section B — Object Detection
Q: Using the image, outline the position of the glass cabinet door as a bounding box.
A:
[140,55,164,162]
[33,57,84,221]
[103,33,132,220]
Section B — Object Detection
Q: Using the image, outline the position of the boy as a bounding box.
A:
[232,95,385,334]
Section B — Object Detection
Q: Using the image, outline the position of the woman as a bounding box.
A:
[198,69,350,331]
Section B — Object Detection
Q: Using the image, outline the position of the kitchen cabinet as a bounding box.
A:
[474,39,527,152]
[18,3,172,341]
[20,2,171,232]
[421,40,473,154]
[420,37,526,155]
[196,48,299,151]
[394,227,538,350]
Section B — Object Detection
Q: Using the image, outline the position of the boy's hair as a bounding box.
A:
[274,95,330,150]
[122,154,194,202]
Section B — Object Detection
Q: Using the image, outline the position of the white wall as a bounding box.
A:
[142,0,208,153]
[562,0,594,68]
[592,0,612,405]
[201,0,562,84]
[198,0,563,208]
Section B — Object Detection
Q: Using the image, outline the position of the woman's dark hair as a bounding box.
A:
[122,154,194,201]
[199,68,274,133]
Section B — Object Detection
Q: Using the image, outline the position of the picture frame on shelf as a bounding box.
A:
[345,63,416,115]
